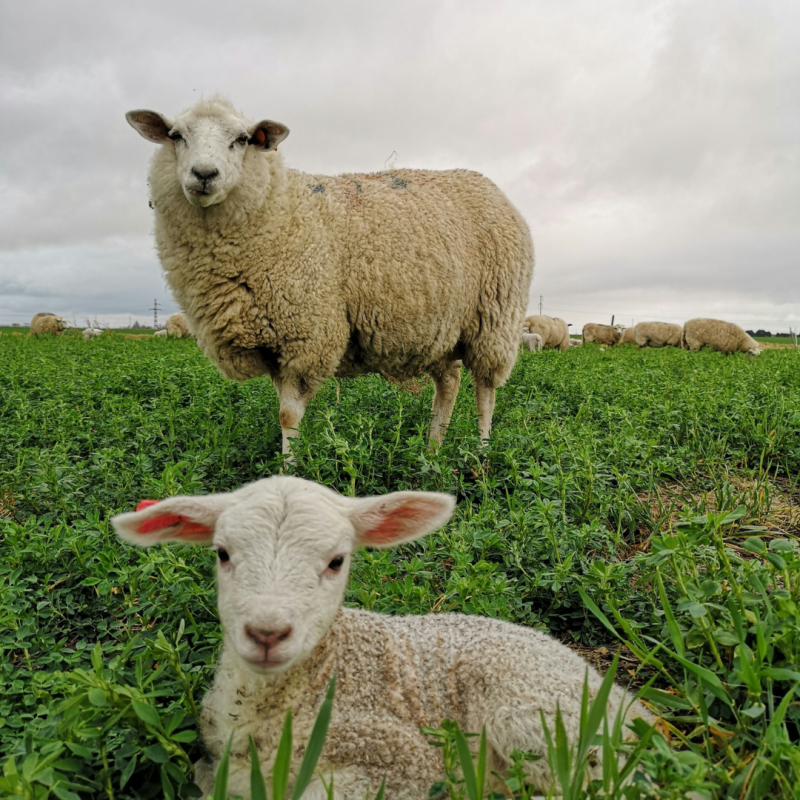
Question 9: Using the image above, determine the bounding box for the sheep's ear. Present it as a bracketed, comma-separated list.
[345, 491, 456, 549]
[111, 494, 233, 547]
[248, 120, 290, 150]
[126, 110, 173, 143]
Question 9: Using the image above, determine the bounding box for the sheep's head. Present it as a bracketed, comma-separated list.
[613, 324, 625, 340]
[112, 476, 455, 675]
[126, 99, 289, 208]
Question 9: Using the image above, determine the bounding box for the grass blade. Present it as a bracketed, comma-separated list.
[272, 710, 293, 800]
[249, 735, 267, 800]
[212, 732, 234, 800]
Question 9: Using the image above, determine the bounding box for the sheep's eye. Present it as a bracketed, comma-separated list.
[231, 135, 248, 149]
[168, 131, 183, 142]
[327, 556, 345, 572]
[217, 548, 230, 564]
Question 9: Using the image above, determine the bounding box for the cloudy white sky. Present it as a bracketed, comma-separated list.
[1, 0, 798, 331]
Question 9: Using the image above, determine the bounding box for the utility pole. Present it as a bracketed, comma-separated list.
[611, 314, 615, 326]
[539, 295, 543, 315]
[149, 299, 162, 330]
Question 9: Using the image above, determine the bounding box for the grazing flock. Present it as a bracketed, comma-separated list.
[10, 95, 772, 798]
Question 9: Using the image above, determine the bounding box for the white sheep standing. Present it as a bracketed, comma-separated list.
[112, 476, 652, 800]
[82, 328, 104, 340]
[521, 331, 543, 352]
[683, 318, 761, 356]
[126, 98, 533, 453]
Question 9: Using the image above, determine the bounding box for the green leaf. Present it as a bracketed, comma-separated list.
[741, 704, 765, 719]
[272, 710, 293, 800]
[454, 725, 479, 800]
[53, 785, 81, 800]
[765, 552, 787, 570]
[656, 571, 685, 657]
[712, 630, 740, 647]
[87, 688, 107, 707]
[290, 675, 337, 800]
[120, 755, 137, 789]
[742, 537, 766, 555]
[161, 764, 176, 800]
[170, 729, 197, 743]
[761, 667, 800, 682]
[142, 744, 169, 764]
[132, 699, 160, 727]
[249, 735, 267, 800]
[213, 733, 234, 800]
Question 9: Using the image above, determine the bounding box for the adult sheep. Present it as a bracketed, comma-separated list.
[30, 313, 67, 336]
[635, 321, 682, 349]
[112, 476, 652, 799]
[522, 314, 570, 351]
[619, 327, 637, 345]
[126, 98, 533, 453]
[583, 323, 625, 346]
[683, 318, 761, 357]
[165, 312, 193, 338]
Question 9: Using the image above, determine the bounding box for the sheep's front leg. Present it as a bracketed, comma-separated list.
[275, 377, 311, 457]
[429, 361, 462, 446]
[474, 377, 496, 443]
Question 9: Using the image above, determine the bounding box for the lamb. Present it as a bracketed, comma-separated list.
[568, 337, 582, 347]
[82, 328, 104, 340]
[634, 322, 682, 349]
[30, 313, 67, 336]
[619, 327, 637, 345]
[154, 329, 168, 338]
[126, 99, 533, 453]
[165, 312, 193, 338]
[521, 331, 543, 351]
[112, 476, 652, 800]
[683, 318, 761, 357]
[582, 323, 625, 346]
[522, 315, 570, 351]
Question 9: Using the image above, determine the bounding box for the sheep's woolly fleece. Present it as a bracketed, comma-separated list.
[619, 326, 637, 345]
[582, 323, 623, 346]
[165, 312, 193, 338]
[139, 97, 533, 446]
[683, 318, 761, 356]
[634, 321, 683, 349]
[522, 315, 570, 351]
[30, 313, 66, 336]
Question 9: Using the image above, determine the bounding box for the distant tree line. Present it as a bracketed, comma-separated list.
[745, 330, 793, 337]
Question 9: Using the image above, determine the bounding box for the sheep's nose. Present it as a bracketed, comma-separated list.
[245, 625, 293, 649]
[192, 166, 219, 181]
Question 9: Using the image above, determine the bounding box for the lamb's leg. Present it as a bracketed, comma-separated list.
[429, 361, 462, 446]
[275, 377, 311, 457]
[474, 378, 496, 443]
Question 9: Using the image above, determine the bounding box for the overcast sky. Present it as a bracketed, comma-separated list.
[1, 0, 798, 331]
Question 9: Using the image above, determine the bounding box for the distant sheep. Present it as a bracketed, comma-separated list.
[165, 312, 193, 339]
[82, 328, 104, 340]
[154, 329, 168, 338]
[521, 331, 543, 351]
[522, 315, 570, 351]
[112, 476, 652, 799]
[583, 323, 625, 346]
[634, 322, 682, 349]
[126, 98, 533, 453]
[683, 318, 761, 357]
[30, 313, 67, 336]
[619, 327, 637, 345]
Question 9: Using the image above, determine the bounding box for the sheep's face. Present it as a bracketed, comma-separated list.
[112, 476, 455, 676]
[613, 324, 625, 339]
[126, 104, 289, 209]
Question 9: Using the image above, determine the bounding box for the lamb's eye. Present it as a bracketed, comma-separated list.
[327, 556, 345, 572]
[217, 548, 230, 564]
[231, 135, 248, 149]
[168, 131, 183, 142]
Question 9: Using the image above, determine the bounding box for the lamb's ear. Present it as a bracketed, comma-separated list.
[111, 494, 233, 547]
[126, 110, 173, 143]
[248, 120, 290, 150]
[345, 491, 456, 549]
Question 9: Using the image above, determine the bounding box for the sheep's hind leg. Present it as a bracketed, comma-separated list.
[429, 361, 462, 447]
[474, 377, 496, 444]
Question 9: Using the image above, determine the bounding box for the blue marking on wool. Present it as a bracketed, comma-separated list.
[311, 184, 325, 194]
[390, 175, 407, 189]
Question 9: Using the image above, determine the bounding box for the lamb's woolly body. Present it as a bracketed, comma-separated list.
[142, 99, 533, 448]
[683, 318, 761, 356]
[165, 312, 193, 338]
[202, 608, 646, 799]
[82, 328, 103, 340]
[522, 315, 569, 351]
[634, 322, 683, 349]
[582, 323, 623, 346]
[521, 331, 543, 352]
[619, 327, 637, 345]
[154, 329, 168, 338]
[30, 313, 66, 336]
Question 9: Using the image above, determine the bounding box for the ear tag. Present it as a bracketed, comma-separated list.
[135, 499, 211, 536]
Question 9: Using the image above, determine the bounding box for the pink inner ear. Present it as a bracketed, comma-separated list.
[365, 505, 426, 544]
[134, 499, 211, 537]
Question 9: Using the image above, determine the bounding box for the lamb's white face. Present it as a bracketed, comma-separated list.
[613, 324, 625, 338]
[111, 476, 455, 676]
[126, 104, 289, 208]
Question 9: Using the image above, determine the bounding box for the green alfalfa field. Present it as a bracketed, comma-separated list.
[1, 333, 799, 799]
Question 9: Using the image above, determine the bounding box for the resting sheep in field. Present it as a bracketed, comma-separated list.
[30, 313, 67, 336]
[112, 476, 652, 800]
[521, 331, 543, 351]
[82, 328, 103, 340]
[683, 318, 761, 357]
[165, 312, 193, 338]
[634, 321, 682, 349]
[568, 337, 582, 347]
[582, 323, 625, 346]
[619, 327, 637, 345]
[522, 314, 570, 351]
[126, 98, 533, 453]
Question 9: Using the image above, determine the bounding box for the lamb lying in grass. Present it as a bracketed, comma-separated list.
[112, 477, 652, 799]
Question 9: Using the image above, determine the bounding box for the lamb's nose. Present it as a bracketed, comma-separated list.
[192, 166, 219, 181]
[245, 625, 293, 649]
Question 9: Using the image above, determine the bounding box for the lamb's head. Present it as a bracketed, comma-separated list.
[613, 324, 625, 340]
[126, 99, 289, 208]
[112, 476, 455, 674]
